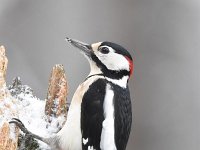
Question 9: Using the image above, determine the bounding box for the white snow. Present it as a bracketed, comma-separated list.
[0, 78, 66, 149]
[0, 95, 19, 142]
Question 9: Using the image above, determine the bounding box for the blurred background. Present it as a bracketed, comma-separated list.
[0, 0, 200, 150]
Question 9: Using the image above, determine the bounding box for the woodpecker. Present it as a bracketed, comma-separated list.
[10, 38, 133, 150]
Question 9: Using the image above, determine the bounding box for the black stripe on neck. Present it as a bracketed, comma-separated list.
[91, 54, 130, 79]
[84, 73, 104, 81]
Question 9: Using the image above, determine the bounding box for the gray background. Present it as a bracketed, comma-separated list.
[0, 0, 200, 150]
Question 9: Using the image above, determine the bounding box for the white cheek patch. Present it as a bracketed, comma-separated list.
[95, 47, 130, 71]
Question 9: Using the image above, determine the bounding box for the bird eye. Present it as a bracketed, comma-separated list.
[99, 47, 109, 54]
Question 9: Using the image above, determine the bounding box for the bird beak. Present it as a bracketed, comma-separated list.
[65, 37, 92, 56]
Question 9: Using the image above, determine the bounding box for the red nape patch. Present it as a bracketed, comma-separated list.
[125, 56, 134, 76]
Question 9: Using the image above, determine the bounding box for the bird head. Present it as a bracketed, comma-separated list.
[66, 37, 133, 85]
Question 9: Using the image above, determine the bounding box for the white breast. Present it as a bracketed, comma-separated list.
[100, 84, 117, 150]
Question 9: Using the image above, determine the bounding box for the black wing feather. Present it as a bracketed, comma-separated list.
[81, 79, 107, 150]
[81, 79, 132, 150]
[113, 84, 132, 150]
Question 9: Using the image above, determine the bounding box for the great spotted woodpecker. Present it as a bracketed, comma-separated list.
[10, 38, 134, 150]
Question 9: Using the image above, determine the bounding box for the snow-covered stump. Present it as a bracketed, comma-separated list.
[45, 64, 68, 128]
[0, 46, 19, 150]
[0, 46, 69, 149]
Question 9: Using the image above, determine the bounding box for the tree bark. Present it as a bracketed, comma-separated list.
[45, 64, 68, 124]
[0, 46, 19, 150]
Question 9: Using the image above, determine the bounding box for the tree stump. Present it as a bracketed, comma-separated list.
[0, 46, 19, 150]
[45, 64, 68, 126]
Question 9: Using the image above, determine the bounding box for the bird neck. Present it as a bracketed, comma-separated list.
[105, 75, 129, 88]
[85, 73, 104, 81]
[85, 72, 129, 88]
[88, 59, 130, 88]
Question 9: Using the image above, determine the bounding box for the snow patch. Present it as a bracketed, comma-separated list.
[0, 77, 66, 149]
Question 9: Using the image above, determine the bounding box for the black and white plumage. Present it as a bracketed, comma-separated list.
[81, 78, 132, 150]
[10, 38, 133, 150]
[58, 38, 133, 150]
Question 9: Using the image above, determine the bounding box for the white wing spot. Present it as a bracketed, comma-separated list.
[88, 145, 95, 150]
[83, 138, 88, 145]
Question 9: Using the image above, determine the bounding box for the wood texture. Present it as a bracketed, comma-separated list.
[0, 46, 19, 150]
[45, 64, 68, 122]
